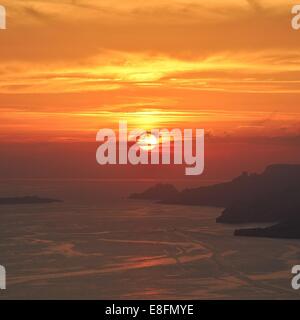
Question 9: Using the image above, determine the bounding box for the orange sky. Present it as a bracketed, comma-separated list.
[0, 0, 300, 142]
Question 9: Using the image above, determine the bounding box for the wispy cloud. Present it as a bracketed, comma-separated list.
[0, 0, 299, 142]
[245, 0, 263, 11]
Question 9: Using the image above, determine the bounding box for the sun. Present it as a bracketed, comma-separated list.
[137, 133, 158, 151]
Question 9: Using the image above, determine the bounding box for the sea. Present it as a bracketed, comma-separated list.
[0, 179, 300, 299]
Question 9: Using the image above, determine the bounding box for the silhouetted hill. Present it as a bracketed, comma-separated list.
[217, 165, 300, 223]
[129, 183, 178, 200]
[217, 186, 300, 223]
[130, 164, 300, 238]
[130, 164, 300, 208]
[235, 217, 300, 239]
[130, 164, 300, 232]
[163, 172, 253, 207]
[130, 173, 258, 206]
[0, 196, 62, 205]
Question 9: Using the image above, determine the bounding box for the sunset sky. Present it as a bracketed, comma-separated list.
[0, 0, 300, 179]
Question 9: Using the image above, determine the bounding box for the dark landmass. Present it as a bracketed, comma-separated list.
[216, 165, 300, 224]
[130, 173, 262, 207]
[216, 186, 300, 223]
[130, 164, 300, 239]
[235, 218, 300, 239]
[131, 164, 300, 209]
[129, 183, 178, 200]
[0, 196, 62, 205]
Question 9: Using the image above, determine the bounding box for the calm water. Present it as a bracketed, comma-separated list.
[0, 180, 300, 299]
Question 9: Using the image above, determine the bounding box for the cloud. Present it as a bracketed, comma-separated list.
[0, 0, 295, 64]
[245, 0, 263, 11]
[0, 0, 299, 143]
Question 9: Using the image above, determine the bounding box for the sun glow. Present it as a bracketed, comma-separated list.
[137, 133, 158, 151]
[1, 1, 300, 143]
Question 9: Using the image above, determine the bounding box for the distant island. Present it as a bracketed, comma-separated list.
[0, 196, 62, 205]
[129, 164, 300, 239]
